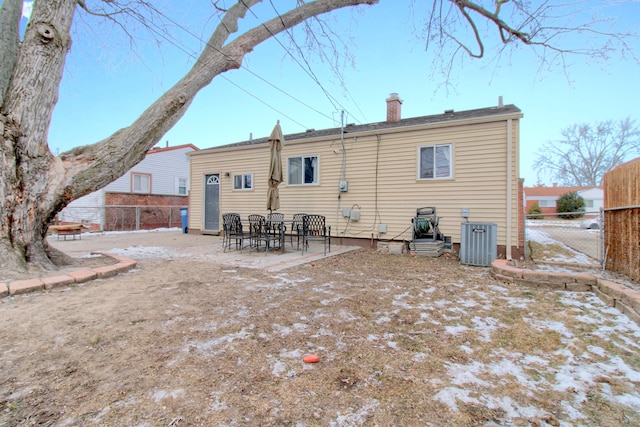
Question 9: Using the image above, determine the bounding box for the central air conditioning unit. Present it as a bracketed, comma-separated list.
[460, 222, 497, 266]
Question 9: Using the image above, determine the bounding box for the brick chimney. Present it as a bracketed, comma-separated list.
[386, 93, 402, 123]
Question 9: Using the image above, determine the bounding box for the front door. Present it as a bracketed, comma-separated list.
[204, 174, 220, 231]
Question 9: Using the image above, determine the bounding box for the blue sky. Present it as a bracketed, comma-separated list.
[24, 1, 639, 186]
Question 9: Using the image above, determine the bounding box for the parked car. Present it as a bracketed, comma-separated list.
[580, 216, 602, 229]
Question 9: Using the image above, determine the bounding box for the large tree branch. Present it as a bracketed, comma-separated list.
[446, 1, 484, 58]
[60, 0, 378, 200]
[208, 0, 261, 50]
[426, 0, 638, 91]
[455, 0, 532, 46]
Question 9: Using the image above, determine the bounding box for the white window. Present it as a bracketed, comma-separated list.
[233, 173, 253, 190]
[177, 177, 188, 195]
[288, 155, 318, 185]
[419, 144, 452, 179]
[585, 199, 594, 208]
[132, 173, 151, 193]
[538, 199, 555, 207]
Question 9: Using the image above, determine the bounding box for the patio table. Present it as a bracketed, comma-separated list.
[264, 219, 287, 254]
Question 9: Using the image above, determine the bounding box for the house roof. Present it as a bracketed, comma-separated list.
[147, 143, 199, 154]
[524, 186, 601, 197]
[195, 104, 522, 153]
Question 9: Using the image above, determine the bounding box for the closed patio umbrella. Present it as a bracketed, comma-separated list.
[267, 121, 284, 211]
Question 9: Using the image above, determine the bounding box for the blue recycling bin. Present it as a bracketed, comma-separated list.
[180, 207, 188, 234]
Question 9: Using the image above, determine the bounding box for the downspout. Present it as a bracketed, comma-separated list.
[506, 118, 513, 260]
[337, 111, 346, 235]
[341, 110, 346, 182]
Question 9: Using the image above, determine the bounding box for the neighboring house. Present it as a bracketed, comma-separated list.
[524, 184, 604, 215]
[188, 94, 525, 259]
[57, 144, 198, 231]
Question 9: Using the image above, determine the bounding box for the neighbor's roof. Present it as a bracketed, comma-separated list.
[195, 104, 522, 153]
[147, 143, 199, 154]
[524, 186, 602, 197]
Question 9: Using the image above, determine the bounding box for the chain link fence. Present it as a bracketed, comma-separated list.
[56, 205, 186, 232]
[525, 211, 604, 265]
[58, 206, 606, 264]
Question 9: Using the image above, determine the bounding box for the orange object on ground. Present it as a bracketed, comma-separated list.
[303, 354, 319, 363]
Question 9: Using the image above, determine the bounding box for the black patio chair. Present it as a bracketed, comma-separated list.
[222, 213, 248, 252]
[290, 213, 306, 249]
[267, 212, 284, 222]
[301, 214, 331, 256]
[248, 214, 266, 251]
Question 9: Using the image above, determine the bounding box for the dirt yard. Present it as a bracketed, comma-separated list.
[1, 230, 639, 426]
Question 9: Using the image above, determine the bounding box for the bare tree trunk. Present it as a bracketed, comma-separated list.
[0, 0, 22, 105]
[1, 0, 76, 276]
[0, 0, 378, 278]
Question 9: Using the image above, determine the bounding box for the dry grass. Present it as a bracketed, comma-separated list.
[527, 240, 578, 262]
[1, 249, 639, 426]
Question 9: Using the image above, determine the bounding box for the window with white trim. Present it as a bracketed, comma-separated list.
[288, 155, 318, 185]
[177, 177, 188, 195]
[419, 144, 452, 179]
[538, 199, 555, 207]
[132, 173, 151, 193]
[233, 173, 253, 190]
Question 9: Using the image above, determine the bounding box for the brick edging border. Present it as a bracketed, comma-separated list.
[491, 259, 640, 326]
[0, 252, 137, 298]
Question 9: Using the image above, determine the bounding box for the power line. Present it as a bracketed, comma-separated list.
[265, 0, 361, 124]
[113, 2, 353, 128]
[111, 5, 312, 129]
[149, 3, 340, 124]
[220, 75, 309, 129]
[294, 7, 369, 124]
[229, 1, 363, 125]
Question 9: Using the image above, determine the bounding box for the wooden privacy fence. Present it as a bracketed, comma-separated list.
[603, 158, 640, 281]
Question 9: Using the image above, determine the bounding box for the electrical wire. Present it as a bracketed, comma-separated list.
[111, 2, 360, 129]
[110, 4, 308, 128]
[265, 0, 362, 123]
[148, 4, 339, 124]
[296, 9, 368, 124]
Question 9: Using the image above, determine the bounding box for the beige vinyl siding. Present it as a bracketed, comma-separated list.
[188, 155, 206, 230]
[188, 114, 521, 249]
[190, 144, 270, 232]
[358, 121, 514, 245]
[284, 141, 343, 215]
